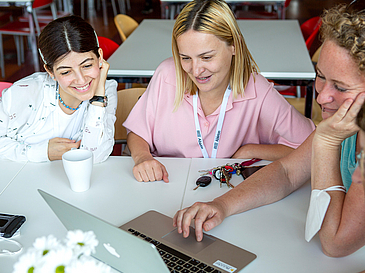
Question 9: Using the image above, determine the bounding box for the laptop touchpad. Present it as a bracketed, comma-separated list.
[162, 227, 215, 254]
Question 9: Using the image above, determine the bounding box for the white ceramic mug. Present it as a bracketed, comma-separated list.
[62, 149, 93, 192]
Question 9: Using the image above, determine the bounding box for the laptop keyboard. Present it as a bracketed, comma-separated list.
[127, 228, 222, 273]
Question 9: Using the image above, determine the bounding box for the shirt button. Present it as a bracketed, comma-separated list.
[204, 122, 209, 127]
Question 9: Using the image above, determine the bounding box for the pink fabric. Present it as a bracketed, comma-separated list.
[0, 82, 12, 97]
[123, 57, 315, 158]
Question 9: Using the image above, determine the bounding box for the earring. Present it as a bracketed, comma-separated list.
[100, 62, 102, 67]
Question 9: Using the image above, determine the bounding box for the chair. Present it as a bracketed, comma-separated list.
[0, 81, 12, 97]
[0, 0, 55, 78]
[311, 44, 322, 65]
[30, 0, 71, 24]
[114, 14, 138, 42]
[19, 0, 58, 35]
[114, 87, 146, 145]
[301, 16, 322, 51]
[235, 0, 291, 20]
[97, 36, 119, 60]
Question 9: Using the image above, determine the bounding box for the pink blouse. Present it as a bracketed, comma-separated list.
[124, 57, 315, 158]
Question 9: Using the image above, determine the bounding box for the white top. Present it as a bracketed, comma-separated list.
[0, 72, 118, 163]
[55, 104, 78, 139]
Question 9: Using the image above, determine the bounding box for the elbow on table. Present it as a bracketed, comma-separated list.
[321, 241, 359, 258]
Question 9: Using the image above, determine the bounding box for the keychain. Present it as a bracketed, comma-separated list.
[195, 158, 262, 189]
[193, 176, 212, 190]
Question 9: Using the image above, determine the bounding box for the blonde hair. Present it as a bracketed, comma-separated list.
[172, 0, 258, 109]
[320, 4, 365, 71]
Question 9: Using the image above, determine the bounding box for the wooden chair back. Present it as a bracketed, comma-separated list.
[115, 88, 146, 144]
[114, 14, 138, 42]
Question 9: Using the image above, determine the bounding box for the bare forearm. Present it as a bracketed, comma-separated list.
[213, 160, 301, 217]
[222, 134, 314, 217]
[232, 144, 294, 161]
[127, 132, 153, 164]
[311, 135, 365, 257]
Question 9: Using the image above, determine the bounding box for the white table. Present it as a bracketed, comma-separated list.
[183, 158, 365, 273]
[160, 0, 287, 19]
[0, 157, 192, 273]
[2, 157, 365, 272]
[0, 160, 27, 193]
[108, 19, 315, 118]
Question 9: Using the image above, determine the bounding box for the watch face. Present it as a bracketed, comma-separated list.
[90, 96, 107, 106]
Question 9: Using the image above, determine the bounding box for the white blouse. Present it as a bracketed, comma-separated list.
[0, 72, 117, 163]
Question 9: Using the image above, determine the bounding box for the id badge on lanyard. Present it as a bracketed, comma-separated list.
[193, 86, 231, 158]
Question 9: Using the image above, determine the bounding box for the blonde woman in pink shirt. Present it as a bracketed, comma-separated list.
[123, 0, 315, 183]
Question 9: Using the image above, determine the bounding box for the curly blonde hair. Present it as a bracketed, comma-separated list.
[320, 4, 365, 71]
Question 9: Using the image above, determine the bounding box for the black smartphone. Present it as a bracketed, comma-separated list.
[0, 213, 26, 238]
[241, 165, 265, 180]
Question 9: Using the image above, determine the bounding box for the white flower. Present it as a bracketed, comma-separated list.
[34, 247, 74, 273]
[32, 234, 60, 255]
[65, 230, 98, 257]
[65, 256, 111, 273]
[13, 230, 111, 273]
[13, 249, 42, 273]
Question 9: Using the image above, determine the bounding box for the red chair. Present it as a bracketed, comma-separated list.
[0, 82, 12, 97]
[301, 16, 322, 51]
[236, 0, 291, 20]
[0, 0, 54, 78]
[33, 0, 71, 23]
[97, 36, 119, 60]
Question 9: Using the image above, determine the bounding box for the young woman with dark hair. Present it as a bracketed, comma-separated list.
[0, 16, 117, 163]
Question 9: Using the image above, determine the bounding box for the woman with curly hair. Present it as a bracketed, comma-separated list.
[174, 3, 365, 257]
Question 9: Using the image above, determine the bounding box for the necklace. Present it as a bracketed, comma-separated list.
[56, 84, 81, 111]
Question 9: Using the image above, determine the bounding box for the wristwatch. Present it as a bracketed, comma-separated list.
[89, 95, 107, 107]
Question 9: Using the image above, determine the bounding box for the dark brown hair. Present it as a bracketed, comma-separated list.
[38, 15, 99, 71]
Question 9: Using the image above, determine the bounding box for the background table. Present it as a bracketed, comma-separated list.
[160, 0, 287, 19]
[2, 157, 365, 272]
[108, 19, 316, 118]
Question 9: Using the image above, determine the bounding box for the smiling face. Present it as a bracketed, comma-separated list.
[176, 29, 235, 97]
[315, 39, 365, 120]
[47, 49, 103, 109]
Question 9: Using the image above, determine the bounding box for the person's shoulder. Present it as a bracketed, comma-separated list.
[251, 73, 271, 86]
[14, 72, 49, 84]
[1, 73, 51, 111]
[149, 57, 176, 88]
[155, 57, 175, 76]
[158, 57, 175, 68]
[11, 72, 52, 92]
[247, 73, 275, 96]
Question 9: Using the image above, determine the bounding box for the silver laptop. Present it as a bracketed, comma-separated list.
[38, 189, 256, 273]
